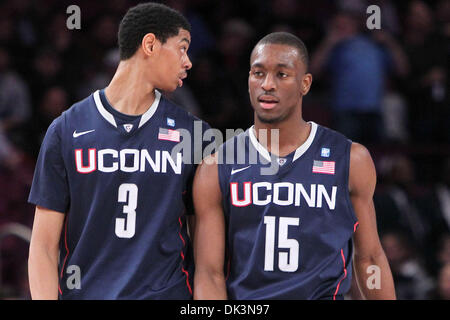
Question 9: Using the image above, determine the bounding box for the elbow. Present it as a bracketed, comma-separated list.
[354, 245, 387, 265]
[29, 238, 59, 267]
[195, 266, 225, 283]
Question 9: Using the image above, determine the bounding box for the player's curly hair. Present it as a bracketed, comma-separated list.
[118, 2, 191, 60]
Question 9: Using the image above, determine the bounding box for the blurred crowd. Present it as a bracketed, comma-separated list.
[0, 0, 449, 299]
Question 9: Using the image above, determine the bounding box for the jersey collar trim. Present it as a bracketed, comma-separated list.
[248, 121, 318, 163]
[93, 90, 161, 129]
[293, 121, 318, 162]
[94, 90, 117, 127]
[138, 90, 161, 128]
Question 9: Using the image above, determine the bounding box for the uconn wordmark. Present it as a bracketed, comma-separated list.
[74, 149, 182, 174]
[230, 182, 337, 210]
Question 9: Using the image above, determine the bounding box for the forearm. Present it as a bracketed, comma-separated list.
[28, 244, 60, 300]
[194, 270, 227, 300]
[353, 252, 396, 300]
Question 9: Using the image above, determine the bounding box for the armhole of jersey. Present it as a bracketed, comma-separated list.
[344, 140, 359, 230]
[59, 112, 72, 198]
[59, 112, 67, 160]
[217, 156, 228, 199]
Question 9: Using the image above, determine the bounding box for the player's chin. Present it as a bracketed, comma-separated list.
[160, 82, 179, 93]
[255, 111, 284, 124]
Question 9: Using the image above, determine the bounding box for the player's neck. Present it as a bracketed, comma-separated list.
[254, 115, 310, 157]
[104, 60, 156, 116]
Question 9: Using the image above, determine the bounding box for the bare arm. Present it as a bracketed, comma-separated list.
[349, 143, 396, 300]
[28, 206, 65, 300]
[193, 154, 227, 299]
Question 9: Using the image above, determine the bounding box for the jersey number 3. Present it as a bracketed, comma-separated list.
[115, 183, 138, 238]
[264, 216, 299, 272]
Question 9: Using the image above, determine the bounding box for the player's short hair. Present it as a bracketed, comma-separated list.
[254, 32, 309, 70]
[118, 3, 191, 60]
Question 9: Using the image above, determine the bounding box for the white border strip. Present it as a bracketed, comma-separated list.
[248, 121, 318, 163]
[93, 90, 117, 128]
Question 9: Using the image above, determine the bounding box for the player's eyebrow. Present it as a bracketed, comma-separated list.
[180, 38, 190, 45]
[251, 62, 293, 69]
[251, 63, 266, 69]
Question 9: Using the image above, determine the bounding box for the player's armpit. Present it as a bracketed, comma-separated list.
[28, 206, 65, 300]
[349, 143, 396, 299]
[192, 153, 227, 300]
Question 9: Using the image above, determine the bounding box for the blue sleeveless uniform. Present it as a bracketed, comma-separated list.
[29, 89, 209, 299]
[217, 122, 358, 300]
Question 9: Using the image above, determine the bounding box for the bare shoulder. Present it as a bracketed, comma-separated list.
[350, 142, 373, 163]
[195, 152, 219, 178]
[349, 142, 376, 194]
[193, 152, 222, 208]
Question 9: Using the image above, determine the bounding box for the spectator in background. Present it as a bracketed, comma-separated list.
[189, 19, 254, 133]
[44, 12, 84, 93]
[380, 79, 409, 143]
[33, 86, 68, 147]
[381, 231, 434, 299]
[76, 49, 120, 100]
[402, 0, 449, 143]
[0, 47, 30, 168]
[375, 154, 447, 274]
[164, 0, 216, 61]
[0, 48, 31, 133]
[436, 0, 450, 41]
[310, 9, 408, 145]
[432, 263, 450, 299]
[30, 48, 64, 102]
[436, 233, 450, 271]
[434, 159, 450, 235]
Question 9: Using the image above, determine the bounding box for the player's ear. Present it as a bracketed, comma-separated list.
[141, 33, 159, 57]
[300, 73, 313, 96]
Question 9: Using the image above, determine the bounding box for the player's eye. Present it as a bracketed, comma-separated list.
[253, 71, 264, 77]
[278, 72, 288, 78]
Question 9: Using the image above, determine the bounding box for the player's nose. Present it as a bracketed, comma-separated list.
[184, 55, 192, 71]
[261, 73, 276, 91]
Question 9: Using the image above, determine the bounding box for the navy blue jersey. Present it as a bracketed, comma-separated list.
[217, 122, 358, 300]
[29, 89, 209, 299]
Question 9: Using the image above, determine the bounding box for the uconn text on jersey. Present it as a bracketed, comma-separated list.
[74, 148, 182, 174]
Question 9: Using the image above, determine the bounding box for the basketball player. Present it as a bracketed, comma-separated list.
[28, 3, 207, 299]
[193, 32, 396, 299]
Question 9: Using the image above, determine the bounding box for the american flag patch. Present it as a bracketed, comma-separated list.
[158, 128, 180, 142]
[312, 160, 335, 174]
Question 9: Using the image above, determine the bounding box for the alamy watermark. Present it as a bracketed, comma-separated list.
[366, 265, 381, 290]
[66, 264, 81, 290]
[66, 5, 81, 30]
[366, 5, 381, 30]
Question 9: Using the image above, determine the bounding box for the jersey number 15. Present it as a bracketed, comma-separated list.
[264, 216, 300, 272]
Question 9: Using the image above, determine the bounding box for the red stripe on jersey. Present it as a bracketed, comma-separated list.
[333, 249, 348, 300]
[178, 214, 192, 295]
[59, 215, 70, 295]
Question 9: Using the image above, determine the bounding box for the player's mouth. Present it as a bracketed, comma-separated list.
[178, 73, 187, 87]
[258, 95, 279, 110]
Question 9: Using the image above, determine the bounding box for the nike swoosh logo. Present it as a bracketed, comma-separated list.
[73, 129, 95, 138]
[231, 165, 251, 175]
